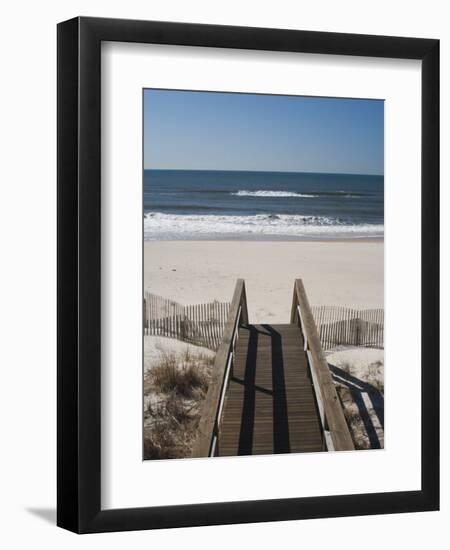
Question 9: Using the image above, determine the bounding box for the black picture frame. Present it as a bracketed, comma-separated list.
[57, 16, 439, 533]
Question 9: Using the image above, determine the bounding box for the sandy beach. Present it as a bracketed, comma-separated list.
[144, 240, 383, 323]
[144, 239, 385, 455]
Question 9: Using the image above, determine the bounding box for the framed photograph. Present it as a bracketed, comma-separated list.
[57, 17, 439, 533]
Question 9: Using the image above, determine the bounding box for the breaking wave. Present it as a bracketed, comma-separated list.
[144, 212, 383, 240]
[231, 190, 317, 198]
[231, 190, 364, 198]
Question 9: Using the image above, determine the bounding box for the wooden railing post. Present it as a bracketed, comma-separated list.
[290, 286, 299, 324]
[240, 280, 249, 325]
[191, 279, 246, 457]
[143, 297, 147, 335]
[293, 279, 354, 452]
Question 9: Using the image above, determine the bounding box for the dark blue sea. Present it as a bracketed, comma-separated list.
[143, 170, 384, 240]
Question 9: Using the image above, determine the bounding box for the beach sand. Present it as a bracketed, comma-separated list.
[144, 240, 384, 452]
[144, 240, 383, 323]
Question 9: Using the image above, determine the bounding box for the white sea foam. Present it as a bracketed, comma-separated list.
[144, 212, 384, 240]
[231, 190, 317, 198]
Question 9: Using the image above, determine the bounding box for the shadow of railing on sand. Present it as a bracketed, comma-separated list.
[328, 363, 384, 449]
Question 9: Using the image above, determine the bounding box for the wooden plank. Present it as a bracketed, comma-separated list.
[151, 294, 154, 334]
[219, 324, 323, 456]
[206, 303, 209, 344]
[210, 304, 215, 350]
[163, 299, 166, 336]
[211, 304, 215, 349]
[143, 298, 146, 335]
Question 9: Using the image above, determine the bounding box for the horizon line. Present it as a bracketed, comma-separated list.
[143, 168, 384, 177]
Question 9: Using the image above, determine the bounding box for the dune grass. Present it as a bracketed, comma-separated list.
[144, 347, 214, 460]
[149, 348, 210, 398]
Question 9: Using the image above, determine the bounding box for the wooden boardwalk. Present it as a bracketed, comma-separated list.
[192, 280, 354, 458]
[218, 324, 324, 456]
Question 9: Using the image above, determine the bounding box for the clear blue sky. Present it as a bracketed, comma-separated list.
[143, 89, 384, 175]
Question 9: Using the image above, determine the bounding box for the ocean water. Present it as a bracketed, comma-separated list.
[143, 170, 384, 240]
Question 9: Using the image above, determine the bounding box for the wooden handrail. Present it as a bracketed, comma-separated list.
[192, 279, 248, 457]
[292, 279, 355, 451]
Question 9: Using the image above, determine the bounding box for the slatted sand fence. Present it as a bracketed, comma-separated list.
[144, 291, 230, 351]
[312, 306, 384, 350]
[143, 292, 184, 339]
